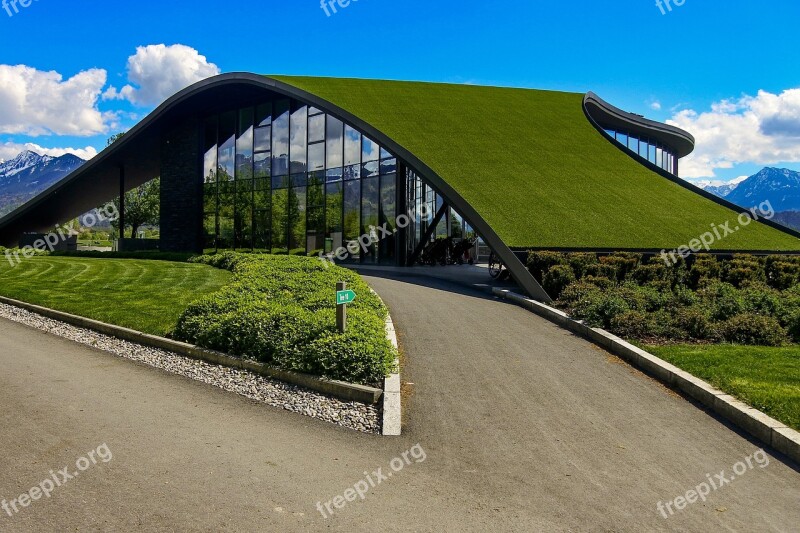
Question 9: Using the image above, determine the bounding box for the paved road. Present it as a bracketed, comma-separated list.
[0, 273, 797, 531]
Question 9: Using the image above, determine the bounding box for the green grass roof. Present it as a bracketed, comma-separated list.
[274, 76, 800, 251]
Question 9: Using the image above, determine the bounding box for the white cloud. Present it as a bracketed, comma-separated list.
[649, 101, 662, 111]
[104, 44, 220, 107]
[0, 141, 98, 162]
[669, 88, 800, 179]
[0, 65, 114, 136]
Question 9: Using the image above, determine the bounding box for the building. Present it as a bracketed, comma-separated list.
[0, 73, 798, 300]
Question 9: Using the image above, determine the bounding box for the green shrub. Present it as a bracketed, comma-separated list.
[527, 251, 566, 282]
[631, 263, 668, 286]
[720, 314, 788, 346]
[567, 252, 599, 278]
[609, 311, 655, 339]
[584, 263, 619, 281]
[697, 281, 744, 321]
[670, 307, 718, 341]
[542, 264, 575, 299]
[175, 253, 396, 385]
[721, 257, 766, 288]
[689, 256, 721, 289]
[557, 281, 601, 308]
[584, 276, 614, 290]
[572, 292, 630, 328]
[765, 257, 800, 290]
[601, 253, 642, 281]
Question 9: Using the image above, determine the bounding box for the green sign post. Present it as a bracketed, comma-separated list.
[336, 290, 357, 305]
[336, 282, 356, 332]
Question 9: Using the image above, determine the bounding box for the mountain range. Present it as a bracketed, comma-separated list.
[699, 167, 800, 231]
[0, 150, 85, 217]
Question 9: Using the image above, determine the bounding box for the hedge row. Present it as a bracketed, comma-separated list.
[527, 251, 800, 346]
[173, 252, 397, 386]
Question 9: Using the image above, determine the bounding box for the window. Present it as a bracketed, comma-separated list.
[362, 136, 380, 162]
[343, 180, 361, 259]
[326, 116, 344, 169]
[218, 111, 236, 181]
[344, 125, 361, 167]
[290, 104, 307, 174]
[361, 176, 379, 263]
[236, 108, 254, 181]
[272, 99, 290, 177]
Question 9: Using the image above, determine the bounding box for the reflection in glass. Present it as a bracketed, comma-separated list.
[325, 182, 343, 253]
[380, 147, 392, 160]
[344, 180, 361, 259]
[288, 186, 306, 254]
[236, 108, 254, 181]
[308, 142, 325, 171]
[290, 104, 307, 173]
[362, 136, 380, 162]
[254, 152, 270, 178]
[326, 167, 343, 183]
[309, 114, 325, 143]
[361, 176, 379, 263]
[254, 127, 271, 153]
[256, 103, 271, 127]
[218, 180, 235, 249]
[235, 179, 253, 249]
[380, 158, 397, 175]
[203, 117, 217, 184]
[271, 188, 288, 254]
[379, 174, 397, 262]
[307, 172, 326, 255]
[344, 164, 360, 181]
[218, 111, 236, 181]
[344, 125, 361, 166]
[272, 99, 290, 177]
[362, 161, 379, 178]
[254, 178, 271, 252]
[326, 116, 344, 169]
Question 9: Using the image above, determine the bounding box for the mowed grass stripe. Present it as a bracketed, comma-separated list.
[0, 257, 232, 336]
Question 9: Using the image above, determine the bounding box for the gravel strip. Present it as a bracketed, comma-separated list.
[0, 302, 380, 434]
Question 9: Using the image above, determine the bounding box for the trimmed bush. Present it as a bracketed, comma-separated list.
[720, 314, 788, 346]
[765, 257, 800, 290]
[527, 251, 566, 282]
[175, 253, 397, 386]
[542, 264, 575, 299]
[697, 281, 744, 321]
[566, 252, 599, 278]
[670, 307, 718, 341]
[557, 281, 601, 308]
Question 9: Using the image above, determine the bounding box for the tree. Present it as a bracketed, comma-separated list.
[104, 133, 159, 239]
[111, 178, 160, 239]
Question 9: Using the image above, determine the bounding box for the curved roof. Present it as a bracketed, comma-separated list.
[1, 73, 798, 259]
[274, 76, 799, 251]
[583, 91, 695, 158]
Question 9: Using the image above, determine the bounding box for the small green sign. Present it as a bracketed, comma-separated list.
[336, 290, 357, 305]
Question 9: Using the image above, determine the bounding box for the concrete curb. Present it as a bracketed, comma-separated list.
[492, 288, 800, 464]
[368, 287, 402, 436]
[0, 295, 383, 405]
[382, 314, 402, 436]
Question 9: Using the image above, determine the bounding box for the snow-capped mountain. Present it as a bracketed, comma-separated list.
[0, 150, 85, 217]
[725, 167, 800, 212]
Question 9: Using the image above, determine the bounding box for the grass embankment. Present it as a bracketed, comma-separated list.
[0, 255, 231, 336]
[275, 75, 800, 250]
[174, 253, 396, 386]
[647, 344, 800, 431]
[0, 252, 396, 386]
[530, 251, 800, 431]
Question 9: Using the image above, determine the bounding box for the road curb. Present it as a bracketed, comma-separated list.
[492, 288, 800, 464]
[382, 314, 402, 436]
[0, 295, 383, 405]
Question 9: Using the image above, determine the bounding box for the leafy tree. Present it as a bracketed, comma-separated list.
[111, 178, 160, 239]
[103, 133, 160, 239]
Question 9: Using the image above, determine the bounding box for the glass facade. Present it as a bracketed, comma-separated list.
[604, 128, 678, 175]
[202, 98, 401, 262]
[405, 168, 476, 258]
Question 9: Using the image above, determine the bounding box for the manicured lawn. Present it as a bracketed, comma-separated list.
[275, 76, 799, 251]
[646, 344, 800, 431]
[0, 256, 231, 336]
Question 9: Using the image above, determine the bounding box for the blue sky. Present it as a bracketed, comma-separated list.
[1, 0, 799, 183]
